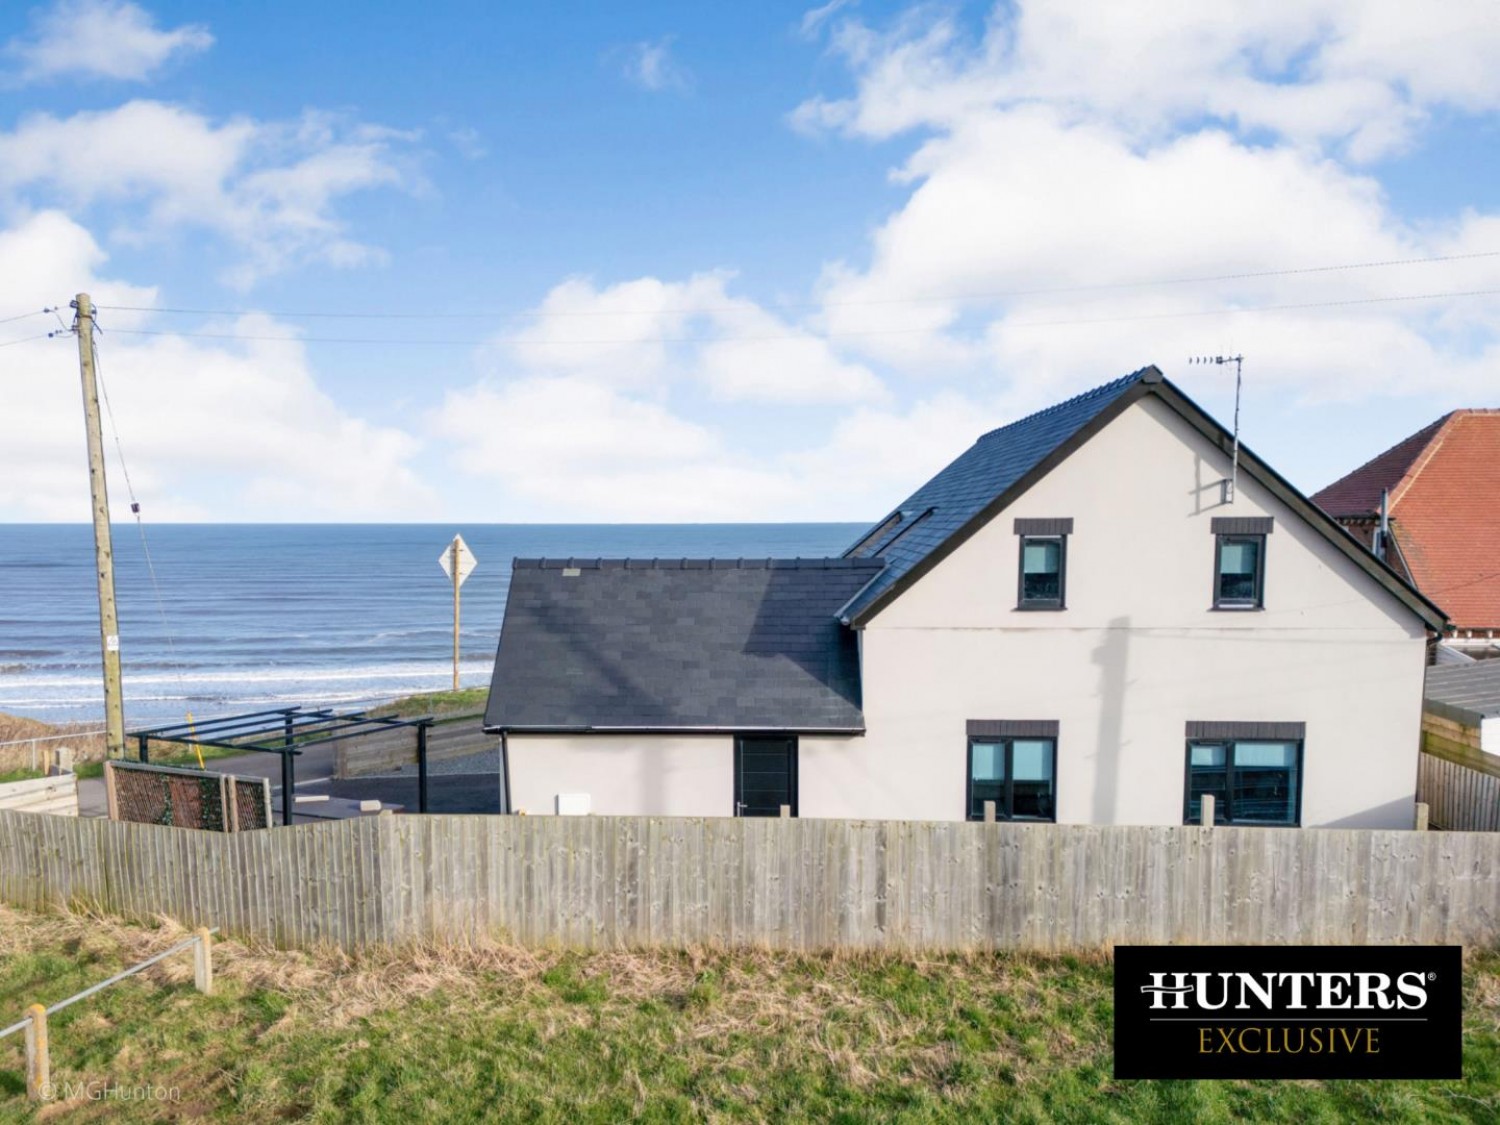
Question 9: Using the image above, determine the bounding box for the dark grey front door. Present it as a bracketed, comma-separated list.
[734, 736, 797, 817]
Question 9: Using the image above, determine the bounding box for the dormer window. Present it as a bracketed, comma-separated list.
[1014, 518, 1072, 610]
[1211, 517, 1273, 610]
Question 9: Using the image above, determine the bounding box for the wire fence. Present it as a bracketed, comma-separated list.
[0, 928, 217, 1041]
[0, 926, 217, 1101]
[0, 731, 107, 775]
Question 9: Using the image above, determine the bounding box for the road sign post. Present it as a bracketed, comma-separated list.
[438, 535, 477, 692]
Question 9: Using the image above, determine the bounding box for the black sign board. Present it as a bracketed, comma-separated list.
[1114, 945, 1462, 1079]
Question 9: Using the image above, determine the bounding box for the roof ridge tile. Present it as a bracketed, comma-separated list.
[512, 556, 883, 571]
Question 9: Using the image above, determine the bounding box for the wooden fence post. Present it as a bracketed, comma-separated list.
[1414, 802, 1430, 832]
[193, 928, 213, 995]
[983, 800, 996, 823]
[1200, 795, 1215, 826]
[24, 1003, 48, 1100]
[103, 760, 119, 822]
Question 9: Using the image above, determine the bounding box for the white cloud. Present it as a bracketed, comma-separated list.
[0, 212, 432, 521]
[799, 0, 857, 40]
[429, 377, 803, 521]
[618, 36, 691, 93]
[794, 2, 1500, 160]
[0, 101, 419, 287]
[4, 0, 211, 85]
[427, 272, 893, 519]
[793, 4, 1500, 414]
[502, 272, 887, 405]
[447, 126, 486, 160]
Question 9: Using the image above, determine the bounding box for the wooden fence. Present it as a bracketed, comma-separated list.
[1418, 711, 1500, 832]
[1, 809, 1497, 953]
[0, 775, 77, 818]
[335, 714, 493, 779]
[1419, 750, 1500, 832]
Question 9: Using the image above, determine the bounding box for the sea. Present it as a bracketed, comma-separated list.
[0, 523, 866, 728]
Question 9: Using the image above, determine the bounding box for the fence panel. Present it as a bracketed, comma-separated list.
[1, 808, 1498, 953]
[0, 774, 78, 817]
[1418, 750, 1500, 832]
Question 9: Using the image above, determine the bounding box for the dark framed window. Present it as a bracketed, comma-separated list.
[1184, 738, 1302, 826]
[1014, 518, 1072, 611]
[967, 735, 1056, 821]
[1018, 536, 1066, 609]
[1210, 517, 1271, 610]
[1213, 534, 1264, 609]
[734, 736, 798, 817]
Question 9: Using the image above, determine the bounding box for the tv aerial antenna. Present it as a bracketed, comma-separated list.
[1189, 354, 1244, 504]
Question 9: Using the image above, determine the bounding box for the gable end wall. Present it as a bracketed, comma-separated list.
[800, 396, 1427, 827]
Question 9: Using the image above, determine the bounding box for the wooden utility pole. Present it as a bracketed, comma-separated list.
[74, 293, 126, 759]
[451, 539, 461, 691]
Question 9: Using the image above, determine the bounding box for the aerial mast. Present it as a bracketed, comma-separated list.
[1189, 354, 1245, 504]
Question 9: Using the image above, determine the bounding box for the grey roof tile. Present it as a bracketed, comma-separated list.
[838, 367, 1153, 621]
[485, 558, 883, 732]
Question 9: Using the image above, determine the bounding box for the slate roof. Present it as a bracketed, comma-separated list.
[837, 367, 1155, 623]
[484, 558, 883, 732]
[838, 364, 1447, 631]
[1313, 411, 1500, 630]
[1425, 661, 1500, 727]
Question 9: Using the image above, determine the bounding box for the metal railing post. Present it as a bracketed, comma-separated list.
[416, 720, 430, 814]
[282, 715, 296, 828]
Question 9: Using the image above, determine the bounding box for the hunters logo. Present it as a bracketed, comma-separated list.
[1114, 946, 1462, 1079]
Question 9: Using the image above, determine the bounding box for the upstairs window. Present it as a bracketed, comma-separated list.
[1210, 517, 1273, 610]
[1014, 518, 1072, 610]
[966, 720, 1058, 821]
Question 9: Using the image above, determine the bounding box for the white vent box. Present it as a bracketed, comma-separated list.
[556, 793, 592, 816]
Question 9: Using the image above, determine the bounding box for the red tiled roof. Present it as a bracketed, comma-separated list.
[1313, 411, 1500, 631]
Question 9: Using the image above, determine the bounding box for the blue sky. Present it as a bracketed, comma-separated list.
[1, 0, 1496, 522]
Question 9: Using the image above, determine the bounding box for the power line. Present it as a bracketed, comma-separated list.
[97, 287, 1500, 347]
[0, 332, 55, 348]
[91, 328, 199, 743]
[91, 249, 1500, 322]
[1005, 287, 1500, 329]
[0, 309, 50, 326]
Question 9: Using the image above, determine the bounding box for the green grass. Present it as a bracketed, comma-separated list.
[73, 744, 244, 781]
[373, 687, 488, 719]
[0, 769, 44, 784]
[0, 906, 1496, 1123]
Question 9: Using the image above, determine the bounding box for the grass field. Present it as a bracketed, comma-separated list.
[0, 906, 1496, 1123]
[372, 687, 488, 719]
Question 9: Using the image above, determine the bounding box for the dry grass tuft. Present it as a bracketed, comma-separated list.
[0, 712, 109, 772]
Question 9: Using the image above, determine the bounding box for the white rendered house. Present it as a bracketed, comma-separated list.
[484, 366, 1446, 828]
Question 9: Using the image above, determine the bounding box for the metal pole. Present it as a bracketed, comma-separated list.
[452, 540, 461, 692]
[136, 733, 150, 763]
[417, 721, 430, 814]
[75, 294, 125, 759]
[1228, 355, 1243, 504]
[281, 715, 295, 828]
